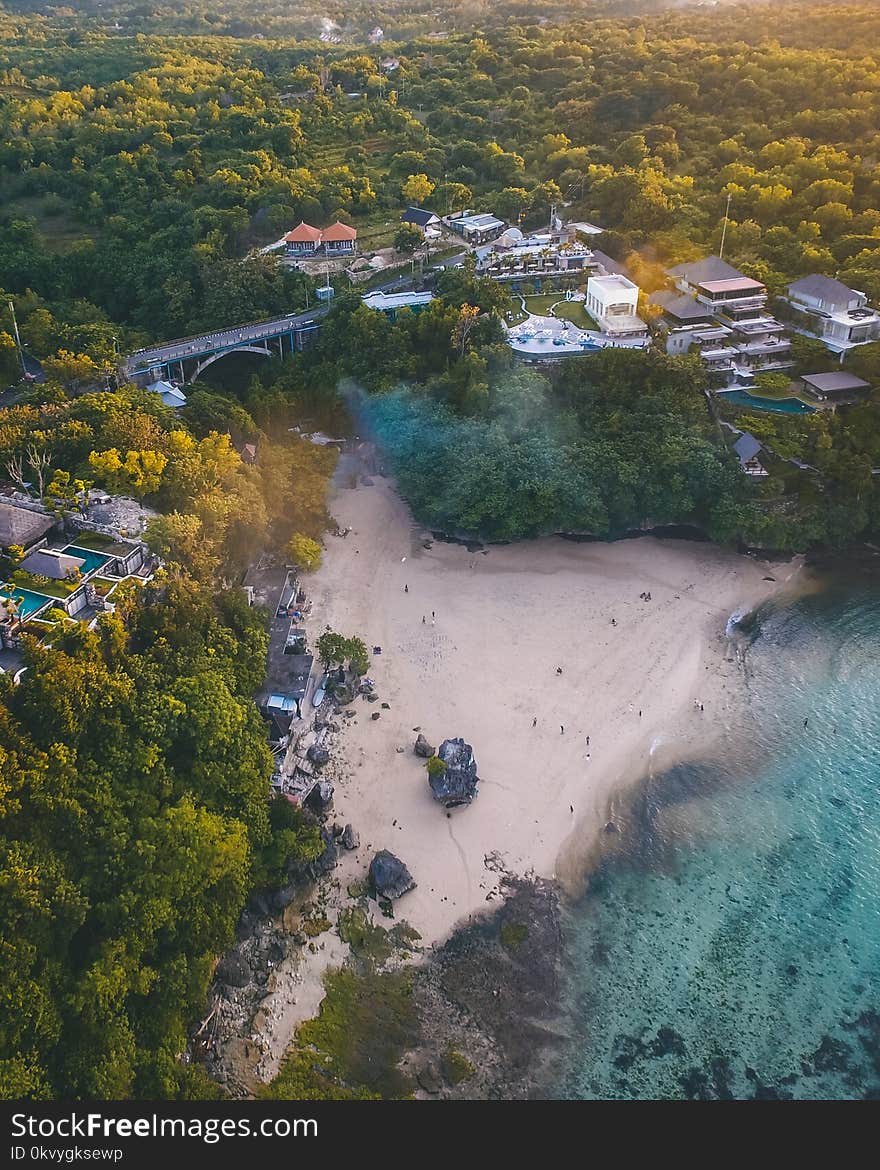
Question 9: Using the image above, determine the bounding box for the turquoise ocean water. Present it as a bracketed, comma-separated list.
[556, 579, 880, 1099]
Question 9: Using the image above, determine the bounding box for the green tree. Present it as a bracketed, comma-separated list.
[285, 532, 322, 572]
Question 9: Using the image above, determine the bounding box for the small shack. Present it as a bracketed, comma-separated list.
[733, 432, 768, 477]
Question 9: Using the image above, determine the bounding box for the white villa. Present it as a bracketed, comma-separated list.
[585, 274, 648, 338]
[782, 274, 880, 355]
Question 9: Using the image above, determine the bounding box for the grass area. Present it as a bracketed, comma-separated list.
[89, 576, 119, 597]
[554, 299, 598, 329]
[522, 293, 563, 317]
[69, 530, 132, 554]
[264, 966, 418, 1100]
[9, 570, 79, 599]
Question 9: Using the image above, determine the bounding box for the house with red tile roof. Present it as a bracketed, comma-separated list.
[284, 221, 324, 255]
[320, 221, 358, 255]
[284, 221, 357, 257]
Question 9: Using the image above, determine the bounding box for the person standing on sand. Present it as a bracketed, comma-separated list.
[804, 717, 809, 729]
[560, 724, 565, 734]
[404, 584, 408, 593]
[422, 615, 426, 624]
[532, 717, 537, 727]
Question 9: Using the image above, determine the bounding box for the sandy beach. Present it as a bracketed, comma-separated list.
[249, 472, 805, 1083]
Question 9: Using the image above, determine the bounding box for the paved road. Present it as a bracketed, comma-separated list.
[126, 305, 330, 371]
[124, 270, 433, 373]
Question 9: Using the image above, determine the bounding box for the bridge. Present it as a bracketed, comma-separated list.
[123, 305, 330, 385]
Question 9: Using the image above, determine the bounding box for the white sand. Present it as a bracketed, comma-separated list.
[254, 475, 804, 1081]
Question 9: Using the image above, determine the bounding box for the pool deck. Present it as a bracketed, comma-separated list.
[506, 311, 650, 358]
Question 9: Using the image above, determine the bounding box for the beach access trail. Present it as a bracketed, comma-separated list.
[254, 474, 802, 1080]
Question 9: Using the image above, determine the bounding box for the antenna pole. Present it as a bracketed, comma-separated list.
[718, 192, 732, 260]
[8, 299, 25, 375]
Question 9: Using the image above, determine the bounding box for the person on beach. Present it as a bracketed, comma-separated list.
[556, 666, 563, 674]
[404, 584, 408, 593]
[700, 703, 704, 712]
[560, 724, 565, 734]
[570, 805, 574, 814]
[586, 735, 590, 745]
[804, 717, 809, 729]
[611, 617, 617, 626]
[422, 615, 426, 624]
[532, 717, 537, 727]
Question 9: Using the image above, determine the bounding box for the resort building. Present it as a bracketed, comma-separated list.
[585, 274, 648, 338]
[476, 228, 596, 281]
[781, 275, 880, 355]
[361, 290, 434, 319]
[796, 370, 871, 408]
[656, 256, 793, 387]
[445, 210, 507, 244]
[284, 221, 358, 257]
[1, 518, 151, 648]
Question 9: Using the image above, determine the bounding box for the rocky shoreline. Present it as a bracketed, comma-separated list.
[195, 852, 571, 1099]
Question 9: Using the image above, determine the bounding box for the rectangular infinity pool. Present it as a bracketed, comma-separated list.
[718, 390, 815, 414]
[0, 586, 53, 617]
[63, 545, 112, 574]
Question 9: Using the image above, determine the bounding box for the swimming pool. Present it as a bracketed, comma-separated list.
[718, 390, 815, 414]
[0, 586, 53, 617]
[63, 545, 111, 574]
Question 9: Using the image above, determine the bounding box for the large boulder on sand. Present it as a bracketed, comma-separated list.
[369, 850, 416, 900]
[414, 733, 435, 758]
[429, 738, 479, 808]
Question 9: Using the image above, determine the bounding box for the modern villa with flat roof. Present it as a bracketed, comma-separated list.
[585, 274, 648, 338]
[361, 290, 434, 319]
[782, 274, 880, 354]
[445, 210, 507, 244]
[657, 256, 793, 386]
[797, 370, 871, 407]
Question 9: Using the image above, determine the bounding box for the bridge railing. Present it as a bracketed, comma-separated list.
[125, 311, 324, 364]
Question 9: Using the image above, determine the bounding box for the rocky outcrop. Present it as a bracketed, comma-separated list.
[341, 824, 360, 850]
[309, 827, 338, 878]
[429, 738, 479, 808]
[414, 733, 435, 758]
[216, 953, 251, 989]
[369, 850, 416, 900]
[307, 745, 331, 767]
